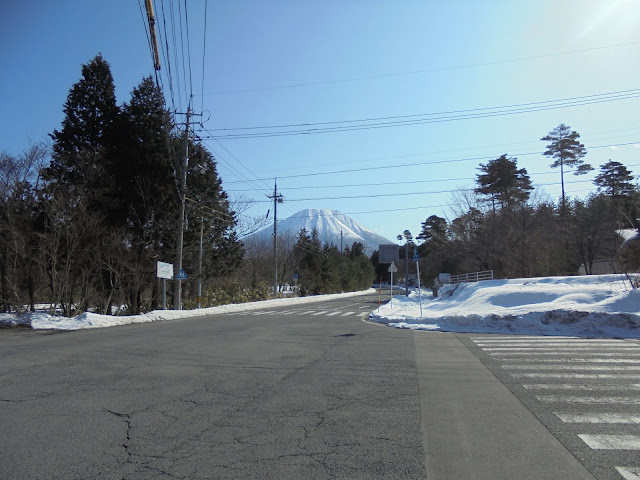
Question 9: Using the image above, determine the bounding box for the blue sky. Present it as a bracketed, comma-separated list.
[2, 1, 640, 244]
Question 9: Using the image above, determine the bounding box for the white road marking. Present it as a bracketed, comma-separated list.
[482, 347, 639, 352]
[536, 395, 640, 405]
[310, 311, 329, 316]
[555, 413, 640, 424]
[299, 310, 316, 315]
[490, 351, 640, 357]
[503, 364, 640, 371]
[509, 373, 640, 379]
[469, 336, 579, 340]
[616, 466, 640, 480]
[475, 341, 628, 347]
[325, 311, 342, 316]
[523, 383, 640, 391]
[473, 338, 624, 343]
[578, 434, 640, 450]
[498, 358, 640, 363]
[340, 311, 356, 316]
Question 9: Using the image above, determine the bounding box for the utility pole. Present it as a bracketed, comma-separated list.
[173, 106, 191, 310]
[268, 179, 284, 297]
[143, 0, 162, 71]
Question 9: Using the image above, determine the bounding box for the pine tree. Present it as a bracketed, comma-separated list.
[593, 160, 635, 200]
[541, 124, 591, 210]
[475, 154, 533, 210]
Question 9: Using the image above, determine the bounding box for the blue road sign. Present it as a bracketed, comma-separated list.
[177, 268, 188, 280]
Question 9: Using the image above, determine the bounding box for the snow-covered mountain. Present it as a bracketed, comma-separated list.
[245, 209, 395, 255]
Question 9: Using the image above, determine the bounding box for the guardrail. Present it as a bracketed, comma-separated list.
[446, 270, 494, 284]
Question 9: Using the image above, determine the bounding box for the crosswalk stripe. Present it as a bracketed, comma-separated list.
[341, 311, 355, 316]
[489, 351, 640, 356]
[469, 336, 579, 340]
[578, 434, 640, 450]
[481, 347, 639, 351]
[536, 395, 640, 405]
[310, 311, 329, 316]
[509, 373, 640, 379]
[503, 364, 640, 371]
[299, 310, 316, 315]
[498, 358, 640, 363]
[523, 383, 640, 391]
[555, 413, 640, 424]
[616, 466, 640, 479]
[473, 338, 624, 343]
[475, 341, 628, 347]
[325, 311, 342, 316]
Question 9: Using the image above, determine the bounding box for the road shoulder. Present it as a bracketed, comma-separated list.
[413, 331, 596, 480]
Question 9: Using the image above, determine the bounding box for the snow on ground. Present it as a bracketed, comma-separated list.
[3, 274, 640, 338]
[0, 289, 376, 330]
[370, 274, 640, 338]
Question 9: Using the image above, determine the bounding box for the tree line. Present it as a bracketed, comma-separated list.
[411, 124, 639, 285]
[1, 55, 242, 315]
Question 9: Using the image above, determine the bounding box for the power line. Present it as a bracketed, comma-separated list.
[201, 40, 640, 96]
[220, 140, 640, 184]
[225, 162, 640, 193]
[183, 0, 194, 98]
[197, 89, 640, 139]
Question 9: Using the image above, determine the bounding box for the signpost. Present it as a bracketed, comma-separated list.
[293, 273, 299, 294]
[413, 249, 423, 318]
[388, 262, 397, 308]
[156, 261, 173, 310]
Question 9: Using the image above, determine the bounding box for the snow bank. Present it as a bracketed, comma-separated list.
[369, 275, 640, 338]
[0, 289, 375, 330]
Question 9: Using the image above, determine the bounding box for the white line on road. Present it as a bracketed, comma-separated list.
[340, 312, 356, 316]
[482, 347, 640, 351]
[299, 311, 316, 315]
[498, 358, 640, 363]
[490, 351, 640, 357]
[310, 311, 329, 316]
[616, 466, 640, 480]
[503, 364, 640, 371]
[509, 373, 640, 379]
[555, 413, 640, 424]
[325, 311, 342, 316]
[473, 338, 625, 343]
[536, 395, 640, 405]
[523, 383, 640, 391]
[578, 434, 640, 450]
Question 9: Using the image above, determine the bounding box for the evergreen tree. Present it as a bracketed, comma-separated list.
[474, 154, 533, 210]
[44, 54, 119, 220]
[541, 124, 591, 210]
[593, 159, 635, 201]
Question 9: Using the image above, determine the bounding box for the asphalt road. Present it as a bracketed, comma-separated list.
[1, 292, 636, 479]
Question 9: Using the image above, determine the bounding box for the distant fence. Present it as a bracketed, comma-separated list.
[443, 270, 494, 285]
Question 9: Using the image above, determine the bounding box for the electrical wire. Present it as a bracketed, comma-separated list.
[220, 140, 640, 184]
[201, 40, 640, 96]
[198, 89, 640, 139]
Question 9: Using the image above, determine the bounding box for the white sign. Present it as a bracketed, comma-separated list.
[157, 261, 174, 279]
[388, 262, 398, 273]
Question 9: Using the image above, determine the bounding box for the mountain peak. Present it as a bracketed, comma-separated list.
[246, 208, 394, 255]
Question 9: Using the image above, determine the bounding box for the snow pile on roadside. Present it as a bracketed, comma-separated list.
[0, 289, 375, 330]
[369, 275, 640, 338]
